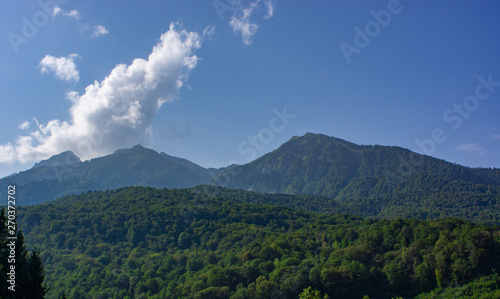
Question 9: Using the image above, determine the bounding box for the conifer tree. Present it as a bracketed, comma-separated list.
[0, 208, 48, 298]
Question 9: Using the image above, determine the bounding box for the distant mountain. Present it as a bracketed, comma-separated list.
[160, 152, 219, 183]
[215, 133, 500, 196]
[2, 133, 500, 223]
[0, 145, 217, 205]
[213, 133, 500, 223]
[32, 150, 81, 169]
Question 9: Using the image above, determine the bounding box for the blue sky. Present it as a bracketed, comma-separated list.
[1, 0, 500, 178]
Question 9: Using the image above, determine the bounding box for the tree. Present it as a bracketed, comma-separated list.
[26, 249, 49, 297]
[299, 286, 329, 299]
[0, 207, 48, 298]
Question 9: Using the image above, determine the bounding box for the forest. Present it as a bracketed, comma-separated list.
[14, 186, 500, 298]
[0, 208, 48, 298]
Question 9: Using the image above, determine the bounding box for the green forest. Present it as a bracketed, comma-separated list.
[0, 208, 48, 298]
[14, 187, 500, 298]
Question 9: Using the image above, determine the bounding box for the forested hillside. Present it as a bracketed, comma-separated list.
[190, 184, 500, 225]
[18, 187, 500, 298]
[3, 133, 500, 216]
[215, 133, 500, 197]
[0, 145, 219, 205]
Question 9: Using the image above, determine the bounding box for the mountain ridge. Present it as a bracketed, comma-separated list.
[2, 133, 500, 223]
[214, 133, 500, 197]
[0, 144, 215, 205]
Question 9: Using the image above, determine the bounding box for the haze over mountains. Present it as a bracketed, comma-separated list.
[2, 133, 500, 223]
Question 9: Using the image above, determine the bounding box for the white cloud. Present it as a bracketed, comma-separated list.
[0, 24, 202, 165]
[92, 25, 109, 38]
[492, 134, 500, 140]
[229, 0, 276, 45]
[18, 121, 30, 130]
[456, 143, 486, 155]
[203, 26, 216, 39]
[230, 1, 260, 45]
[263, 0, 275, 19]
[65, 91, 80, 103]
[0, 144, 16, 164]
[53, 7, 80, 19]
[39, 54, 80, 82]
[52, 7, 62, 16]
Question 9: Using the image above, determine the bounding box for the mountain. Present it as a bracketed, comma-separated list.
[213, 133, 500, 223]
[32, 150, 82, 169]
[2, 133, 500, 223]
[75, 145, 211, 189]
[0, 145, 217, 205]
[215, 133, 500, 196]
[17, 186, 500, 298]
[160, 152, 219, 183]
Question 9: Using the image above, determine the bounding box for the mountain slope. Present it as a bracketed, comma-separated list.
[17, 186, 500, 298]
[160, 152, 220, 183]
[189, 184, 500, 224]
[76, 145, 206, 189]
[0, 145, 213, 205]
[2, 132, 500, 222]
[214, 133, 500, 198]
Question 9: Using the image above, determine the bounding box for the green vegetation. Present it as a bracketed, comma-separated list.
[191, 184, 500, 225]
[214, 133, 500, 224]
[215, 133, 500, 197]
[415, 273, 500, 298]
[0, 208, 48, 298]
[299, 287, 329, 298]
[17, 187, 500, 298]
[2, 133, 500, 226]
[3, 133, 500, 297]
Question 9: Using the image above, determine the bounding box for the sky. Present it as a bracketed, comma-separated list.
[1, 0, 500, 178]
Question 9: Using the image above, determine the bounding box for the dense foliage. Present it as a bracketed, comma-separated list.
[191, 184, 500, 225]
[2, 133, 500, 226]
[415, 273, 500, 298]
[17, 187, 500, 298]
[0, 208, 48, 298]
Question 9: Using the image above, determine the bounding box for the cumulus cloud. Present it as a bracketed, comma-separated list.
[92, 25, 109, 38]
[0, 24, 202, 164]
[53, 7, 80, 19]
[39, 54, 80, 82]
[229, 0, 276, 45]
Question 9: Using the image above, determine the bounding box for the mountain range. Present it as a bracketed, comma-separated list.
[2, 132, 500, 223]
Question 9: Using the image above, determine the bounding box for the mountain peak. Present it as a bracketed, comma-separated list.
[32, 151, 82, 169]
[285, 133, 363, 152]
[113, 144, 150, 154]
